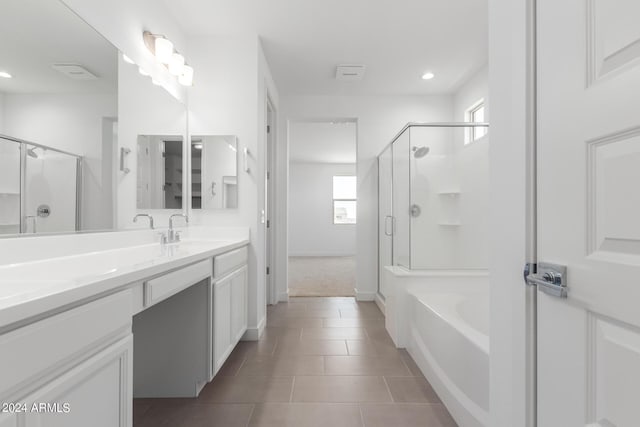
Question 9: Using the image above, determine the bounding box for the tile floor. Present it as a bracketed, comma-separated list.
[134, 297, 457, 427]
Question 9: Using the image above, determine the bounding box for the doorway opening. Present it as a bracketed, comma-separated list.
[287, 119, 357, 297]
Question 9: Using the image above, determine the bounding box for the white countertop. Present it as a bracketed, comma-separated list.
[0, 228, 249, 330]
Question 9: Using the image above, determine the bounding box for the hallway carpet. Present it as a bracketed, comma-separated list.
[288, 256, 356, 297]
[134, 297, 458, 427]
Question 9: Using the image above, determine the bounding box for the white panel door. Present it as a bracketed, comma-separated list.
[378, 146, 393, 298]
[537, 0, 640, 426]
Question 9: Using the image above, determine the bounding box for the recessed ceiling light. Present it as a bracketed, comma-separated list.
[0, 71, 12, 79]
[422, 72, 435, 80]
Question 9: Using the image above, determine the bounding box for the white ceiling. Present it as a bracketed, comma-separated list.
[0, 0, 117, 95]
[164, 0, 488, 96]
[289, 121, 357, 164]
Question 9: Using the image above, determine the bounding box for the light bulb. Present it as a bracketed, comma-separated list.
[168, 53, 185, 76]
[154, 37, 174, 64]
[178, 65, 194, 86]
[421, 71, 435, 80]
[0, 71, 12, 79]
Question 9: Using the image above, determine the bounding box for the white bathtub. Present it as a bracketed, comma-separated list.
[382, 267, 489, 427]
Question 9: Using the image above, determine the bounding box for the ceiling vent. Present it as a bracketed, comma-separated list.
[51, 63, 98, 80]
[336, 64, 366, 81]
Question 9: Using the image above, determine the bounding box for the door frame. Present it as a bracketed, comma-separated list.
[488, 0, 538, 425]
[265, 96, 278, 306]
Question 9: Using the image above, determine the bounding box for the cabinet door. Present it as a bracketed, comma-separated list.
[231, 266, 248, 342]
[213, 276, 232, 374]
[20, 335, 132, 427]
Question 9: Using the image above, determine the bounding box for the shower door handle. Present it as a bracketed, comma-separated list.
[384, 216, 394, 236]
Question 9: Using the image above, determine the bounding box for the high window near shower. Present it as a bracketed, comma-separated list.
[465, 99, 487, 144]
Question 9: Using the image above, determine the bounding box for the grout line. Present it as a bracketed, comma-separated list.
[235, 355, 249, 376]
[271, 336, 279, 356]
[245, 404, 256, 427]
[358, 403, 366, 427]
[289, 376, 296, 402]
[381, 375, 395, 403]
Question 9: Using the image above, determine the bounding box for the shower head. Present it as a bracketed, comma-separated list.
[27, 148, 38, 158]
[412, 146, 430, 158]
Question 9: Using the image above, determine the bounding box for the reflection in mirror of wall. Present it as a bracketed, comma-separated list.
[0, 0, 117, 235]
[136, 136, 184, 210]
[191, 136, 238, 210]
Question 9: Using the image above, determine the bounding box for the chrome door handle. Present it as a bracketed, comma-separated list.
[527, 262, 567, 298]
[384, 215, 394, 236]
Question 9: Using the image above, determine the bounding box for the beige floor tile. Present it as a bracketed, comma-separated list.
[301, 327, 368, 340]
[399, 349, 426, 377]
[198, 376, 294, 403]
[178, 403, 255, 427]
[346, 340, 402, 357]
[134, 399, 193, 427]
[385, 376, 441, 403]
[292, 376, 392, 402]
[339, 309, 384, 319]
[282, 308, 342, 318]
[360, 403, 457, 427]
[267, 316, 324, 328]
[324, 356, 412, 376]
[275, 339, 349, 355]
[262, 327, 303, 340]
[248, 403, 363, 427]
[323, 317, 385, 328]
[238, 355, 324, 376]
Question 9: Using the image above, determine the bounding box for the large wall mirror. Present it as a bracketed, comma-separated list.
[191, 136, 238, 210]
[0, 0, 118, 235]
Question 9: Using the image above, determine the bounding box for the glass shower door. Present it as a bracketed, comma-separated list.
[378, 145, 393, 298]
[0, 138, 21, 234]
[23, 144, 79, 233]
[392, 129, 411, 268]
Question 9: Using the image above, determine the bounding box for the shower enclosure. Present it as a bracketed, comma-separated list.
[378, 123, 489, 298]
[0, 135, 82, 235]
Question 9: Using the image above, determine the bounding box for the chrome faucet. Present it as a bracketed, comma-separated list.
[168, 214, 189, 243]
[133, 213, 154, 229]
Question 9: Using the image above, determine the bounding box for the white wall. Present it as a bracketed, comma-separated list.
[489, 0, 534, 426]
[278, 95, 452, 301]
[2, 92, 117, 231]
[187, 35, 279, 337]
[289, 162, 356, 256]
[118, 56, 187, 229]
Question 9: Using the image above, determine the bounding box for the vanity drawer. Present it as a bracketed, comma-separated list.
[144, 259, 212, 307]
[214, 246, 248, 278]
[0, 289, 132, 396]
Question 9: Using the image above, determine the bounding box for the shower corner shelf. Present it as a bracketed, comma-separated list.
[438, 190, 461, 196]
[438, 222, 461, 226]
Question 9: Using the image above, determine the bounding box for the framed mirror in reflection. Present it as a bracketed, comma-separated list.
[136, 136, 184, 210]
[191, 136, 238, 210]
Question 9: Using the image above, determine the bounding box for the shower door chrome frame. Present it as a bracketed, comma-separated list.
[0, 134, 83, 234]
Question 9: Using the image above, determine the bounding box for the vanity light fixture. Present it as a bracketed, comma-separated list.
[143, 31, 194, 86]
[421, 71, 435, 80]
[0, 71, 12, 79]
[178, 65, 194, 86]
[168, 53, 185, 76]
[154, 37, 174, 64]
[122, 54, 135, 65]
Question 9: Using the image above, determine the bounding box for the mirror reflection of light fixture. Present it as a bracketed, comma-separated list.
[0, 71, 13, 79]
[168, 53, 185, 76]
[179, 65, 194, 86]
[193, 143, 203, 150]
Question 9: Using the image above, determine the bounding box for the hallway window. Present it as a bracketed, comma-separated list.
[465, 98, 487, 144]
[333, 176, 357, 224]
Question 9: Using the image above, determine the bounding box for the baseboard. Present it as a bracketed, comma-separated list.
[278, 291, 289, 302]
[355, 289, 376, 301]
[241, 315, 266, 341]
[374, 293, 386, 315]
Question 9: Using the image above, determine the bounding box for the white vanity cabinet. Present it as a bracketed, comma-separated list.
[212, 247, 248, 375]
[0, 290, 133, 427]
